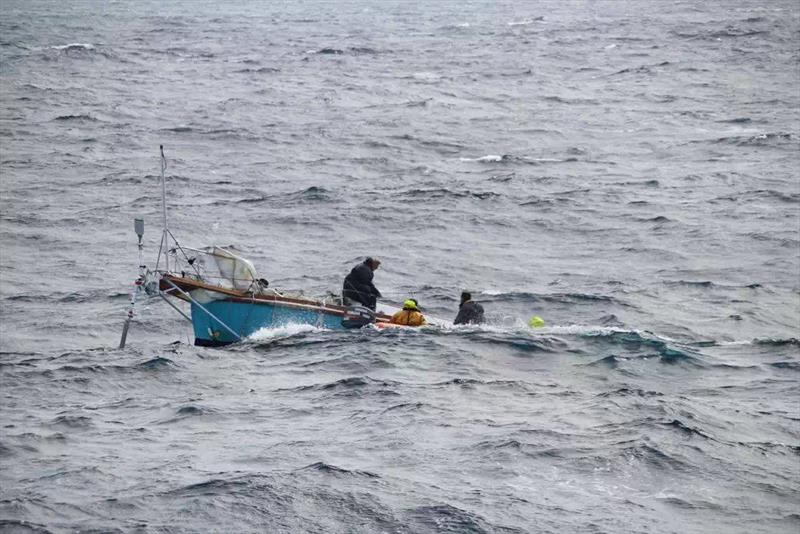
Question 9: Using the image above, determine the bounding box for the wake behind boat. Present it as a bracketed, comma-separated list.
[118, 147, 392, 348]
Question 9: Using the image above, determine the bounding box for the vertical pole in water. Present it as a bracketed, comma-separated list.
[135, 218, 145, 275]
[119, 288, 136, 349]
[160, 145, 169, 272]
[120, 218, 146, 349]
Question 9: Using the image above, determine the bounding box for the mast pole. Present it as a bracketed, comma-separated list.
[160, 145, 169, 272]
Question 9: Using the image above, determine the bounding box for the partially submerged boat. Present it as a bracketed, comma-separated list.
[157, 247, 393, 346]
[119, 147, 392, 348]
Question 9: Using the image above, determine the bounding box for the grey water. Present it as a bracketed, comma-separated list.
[1, 1, 799, 532]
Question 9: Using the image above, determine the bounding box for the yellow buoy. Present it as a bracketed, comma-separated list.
[528, 315, 545, 328]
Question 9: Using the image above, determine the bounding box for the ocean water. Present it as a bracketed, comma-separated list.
[1, 1, 799, 532]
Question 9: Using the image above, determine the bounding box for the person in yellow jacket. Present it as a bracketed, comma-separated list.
[390, 299, 427, 326]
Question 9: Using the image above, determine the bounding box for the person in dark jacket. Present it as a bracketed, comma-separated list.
[454, 291, 484, 325]
[342, 257, 382, 310]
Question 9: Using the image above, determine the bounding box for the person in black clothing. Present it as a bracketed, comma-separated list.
[454, 291, 485, 325]
[342, 257, 382, 310]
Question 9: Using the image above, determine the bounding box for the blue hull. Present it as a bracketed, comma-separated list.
[191, 299, 346, 346]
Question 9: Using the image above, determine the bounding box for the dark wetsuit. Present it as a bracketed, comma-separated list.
[343, 261, 381, 310]
[454, 300, 484, 325]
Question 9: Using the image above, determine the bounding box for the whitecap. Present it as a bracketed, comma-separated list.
[51, 43, 95, 51]
[459, 155, 503, 162]
[247, 323, 325, 342]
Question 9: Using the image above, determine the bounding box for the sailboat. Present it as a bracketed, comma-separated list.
[119, 147, 392, 348]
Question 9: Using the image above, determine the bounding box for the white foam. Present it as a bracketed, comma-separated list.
[541, 325, 680, 344]
[480, 288, 515, 296]
[247, 323, 325, 342]
[528, 157, 565, 163]
[51, 43, 95, 51]
[459, 155, 503, 162]
[412, 72, 441, 81]
[431, 321, 677, 344]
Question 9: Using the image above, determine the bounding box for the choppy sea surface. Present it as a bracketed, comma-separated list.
[1, 1, 799, 532]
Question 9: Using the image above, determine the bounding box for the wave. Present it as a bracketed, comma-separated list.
[672, 28, 769, 40]
[31, 355, 170, 383]
[438, 22, 474, 31]
[664, 280, 714, 288]
[768, 361, 800, 371]
[246, 324, 328, 345]
[0, 520, 53, 534]
[619, 442, 691, 470]
[275, 186, 336, 203]
[166, 476, 254, 497]
[44, 42, 120, 61]
[158, 405, 218, 425]
[754, 338, 800, 347]
[176, 405, 208, 416]
[136, 357, 177, 370]
[459, 154, 579, 165]
[473, 438, 526, 451]
[725, 132, 794, 145]
[53, 114, 99, 122]
[287, 376, 399, 393]
[661, 419, 715, 440]
[597, 387, 664, 398]
[467, 331, 567, 354]
[746, 232, 800, 248]
[309, 46, 380, 56]
[234, 67, 280, 74]
[479, 290, 627, 308]
[212, 186, 336, 208]
[662, 279, 766, 290]
[381, 401, 428, 413]
[4, 288, 132, 305]
[395, 187, 500, 201]
[543, 95, 599, 105]
[716, 117, 754, 124]
[690, 132, 795, 147]
[567, 328, 703, 365]
[610, 61, 671, 76]
[158, 125, 260, 140]
[460, 154, 505, 162]
[507, 17, 544, 26]
[386, 134, 464, 153]
[736, 441, 800, 455]
[713, 190, 799, 205]
[403, 98, 430, 107]
[7, 432, 67, 443]
[614, 179, 660, 188]
[300, 461, 380, 478]
[518, 195, 572, 207]
[277, 376, 401, 402]
[405, 504, 492, 534]
[349, 46, 379, 55]
[50, 415, 93, 429]
[432, 378, 533, 391]
[288, 186, 334, 202]
[635, 215, 671, 223]
[50, 43, 95, 52]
